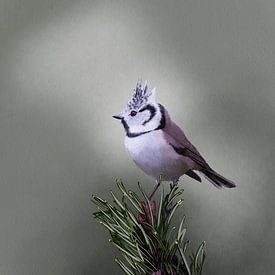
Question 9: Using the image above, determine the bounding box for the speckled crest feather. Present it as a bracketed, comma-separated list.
[126, 80, 152, 111]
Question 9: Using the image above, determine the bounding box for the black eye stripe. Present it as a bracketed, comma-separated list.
[139, 105, 155, 113]
[139, 104, 156, 125]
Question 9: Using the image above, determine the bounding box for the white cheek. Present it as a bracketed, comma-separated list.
[139, 111, 151, 123]
[131, 114, 159, 133]
[128, 112, 148, 125]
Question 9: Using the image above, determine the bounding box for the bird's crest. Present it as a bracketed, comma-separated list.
[126, 80, 156, 111]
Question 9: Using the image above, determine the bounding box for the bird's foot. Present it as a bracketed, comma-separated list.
[149, 181, 161, 201]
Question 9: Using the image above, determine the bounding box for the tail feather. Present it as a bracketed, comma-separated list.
[201, 169, 236, 188]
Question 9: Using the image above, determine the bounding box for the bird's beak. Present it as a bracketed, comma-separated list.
[112, 113, 124, 120]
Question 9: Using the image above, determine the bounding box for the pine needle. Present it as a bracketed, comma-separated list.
[92, 179, 206, 275]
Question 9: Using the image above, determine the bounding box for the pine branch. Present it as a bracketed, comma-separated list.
[92, 179, 206, 275]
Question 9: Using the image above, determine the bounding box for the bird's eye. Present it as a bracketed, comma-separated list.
[130, 111, 137, 117]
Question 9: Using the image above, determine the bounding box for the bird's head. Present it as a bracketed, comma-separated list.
[113, 80, 166, 137]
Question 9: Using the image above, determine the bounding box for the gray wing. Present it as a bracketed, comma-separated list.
[163, 120, 210, 170]
[161, 110, 236, 188]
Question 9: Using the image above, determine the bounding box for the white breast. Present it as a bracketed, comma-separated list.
[124, 130, 191, 181]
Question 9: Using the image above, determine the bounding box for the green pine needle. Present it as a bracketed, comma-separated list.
[92, 180, 206, 275]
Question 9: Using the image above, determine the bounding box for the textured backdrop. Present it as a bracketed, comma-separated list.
[0, 0, 274, 274]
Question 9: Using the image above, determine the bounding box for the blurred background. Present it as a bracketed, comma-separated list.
[0, 0, 274, 274]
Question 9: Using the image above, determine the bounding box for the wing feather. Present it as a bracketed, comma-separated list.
[163, 114, 209, 169]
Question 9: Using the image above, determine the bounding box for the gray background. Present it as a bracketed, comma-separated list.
[0, 0, 274, 274]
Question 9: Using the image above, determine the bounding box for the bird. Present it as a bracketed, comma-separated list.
[113, 80, 236, 198]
